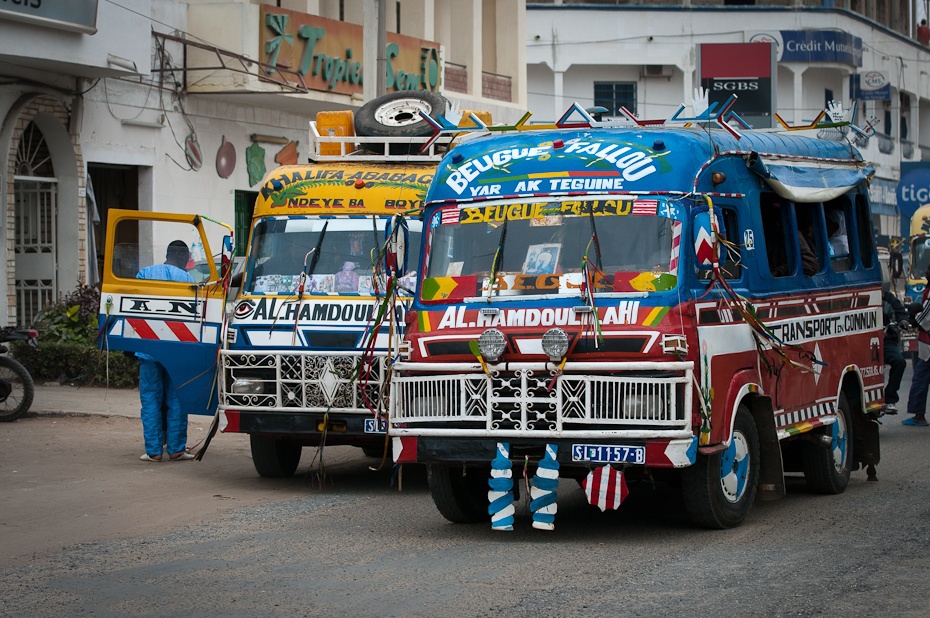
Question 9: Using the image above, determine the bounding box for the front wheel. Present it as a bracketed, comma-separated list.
[427, 464, 490, 524]
[0, 356, 35, 422]
[682, 404, 760, 529]
[250, 435, 302, 478]
[802, 393, 852, 494]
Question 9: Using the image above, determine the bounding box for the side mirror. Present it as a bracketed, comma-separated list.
[385, 214, 409, 276]
[693, 211, 719, 270]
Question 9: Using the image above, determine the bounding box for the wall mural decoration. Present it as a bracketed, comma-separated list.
[246, 142, 266, 187]
[275, 140, 299, 166]
[184, 133, 203, 171]
[216, 136, 236, 179]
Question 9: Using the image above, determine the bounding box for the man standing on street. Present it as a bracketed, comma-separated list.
[136, 240, 197, 460]
[882, 282, 908, 414]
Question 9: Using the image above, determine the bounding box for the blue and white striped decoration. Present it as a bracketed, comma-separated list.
[530, 444, 559, 531]
[488, 442, 515, 531]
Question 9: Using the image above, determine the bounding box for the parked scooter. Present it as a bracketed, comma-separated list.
[0, 326, 38, 422]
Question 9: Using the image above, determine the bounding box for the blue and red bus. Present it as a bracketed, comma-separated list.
[389, 112, 884, 530]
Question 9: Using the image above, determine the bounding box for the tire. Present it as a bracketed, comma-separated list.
[0, 356, 35, 422]
[427, 464, 491, 524]
[682, 404, 760, 529]
[250, 435, 302, 478]
[354, 91, 447, 153]
[802, 393, 852, 494]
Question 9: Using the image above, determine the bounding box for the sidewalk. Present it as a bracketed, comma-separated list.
[32, 382, 140, 419]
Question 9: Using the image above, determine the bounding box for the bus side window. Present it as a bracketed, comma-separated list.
[825, 198, 852, 272]
[855, 194, 875, 269]
[761, 196, 791, 277]
[795, 204, 823, 276]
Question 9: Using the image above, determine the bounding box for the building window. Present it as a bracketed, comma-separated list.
[594, 82, 637, 117]
[824, 88, 834, 108]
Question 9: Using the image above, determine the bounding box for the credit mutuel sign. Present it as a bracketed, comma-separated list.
[260, 6, 441, 95]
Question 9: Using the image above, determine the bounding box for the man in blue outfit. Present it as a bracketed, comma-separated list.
[136, 240, 196, 461]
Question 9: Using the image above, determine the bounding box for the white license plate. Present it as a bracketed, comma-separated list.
[572, 444, 645, 464]
[364, 418, 387, 434]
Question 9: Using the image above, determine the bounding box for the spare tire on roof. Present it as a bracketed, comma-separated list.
[354, 91, 447, 153]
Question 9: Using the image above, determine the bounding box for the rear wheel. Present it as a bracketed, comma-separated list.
[427, 464, 490, 523]
[682, 405, 760, 529]
[802, 393, 852, 494]
[0, 356, 35, 422]
[250, 435, 302, 478]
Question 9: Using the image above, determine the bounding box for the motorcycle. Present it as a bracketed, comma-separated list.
[0, 326, 38, 422]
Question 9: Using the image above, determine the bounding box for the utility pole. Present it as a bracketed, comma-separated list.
[363, 0, 387, 102]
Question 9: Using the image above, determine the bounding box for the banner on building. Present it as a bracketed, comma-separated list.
[748, 30, 862, 67]
[0, 0, 98, 34]
[260, 6, 442, 96]
[850, 71, 891, 101]
[698, 42, 775, 128]
[897, 163, 930, 220]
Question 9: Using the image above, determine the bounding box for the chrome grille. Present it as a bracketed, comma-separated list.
[391, 361, 693, 438]
[220, 351, 385, 413]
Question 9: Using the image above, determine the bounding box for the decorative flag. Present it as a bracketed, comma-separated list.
[440, 207, 461, 225]
[632, 199, 658, 216]
[582, 465, 628, 512]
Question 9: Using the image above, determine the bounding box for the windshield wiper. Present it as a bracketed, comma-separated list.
[305, 221, 329, 277]
[487, 220, 508, 298]
[588, 206, 603, 270]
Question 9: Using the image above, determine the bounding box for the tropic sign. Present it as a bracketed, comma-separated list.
[259, 7, 441, 95]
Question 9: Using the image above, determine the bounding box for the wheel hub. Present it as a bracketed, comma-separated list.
[373, 98, 433, 127]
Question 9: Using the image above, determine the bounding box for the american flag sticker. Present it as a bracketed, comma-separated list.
[440, 207, 461, 225]
[631, 199, 658, 216]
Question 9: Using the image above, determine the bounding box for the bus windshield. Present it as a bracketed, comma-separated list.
[244, 216, 421, 295]
[423, 198, 681, 299]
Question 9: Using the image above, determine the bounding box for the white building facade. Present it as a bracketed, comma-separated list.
[0, 0, 527, 326]
[526, 2, 926, 245]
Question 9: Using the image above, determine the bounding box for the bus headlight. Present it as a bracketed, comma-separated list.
[542, 328, 569, 361]
[478, 328, 506, 362]
[231, 379, 265, 394]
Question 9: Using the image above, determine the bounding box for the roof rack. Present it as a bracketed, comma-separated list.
[308, 121, 453, 162]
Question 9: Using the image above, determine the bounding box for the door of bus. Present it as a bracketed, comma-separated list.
[98, 210, 233, 415]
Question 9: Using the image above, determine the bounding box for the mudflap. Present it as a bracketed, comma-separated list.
[852, 412, 881, 482]
[749, 396, 786, 501]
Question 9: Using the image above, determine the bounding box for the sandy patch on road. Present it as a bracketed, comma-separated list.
[0, 413, 360, 568]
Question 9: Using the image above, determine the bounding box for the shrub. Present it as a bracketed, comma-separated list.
[12, 341, 139, 388]
[36, 283, 101, 345]
[15, 283, 138, 387]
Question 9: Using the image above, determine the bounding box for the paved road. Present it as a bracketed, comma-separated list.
[1, 378, 929, 617]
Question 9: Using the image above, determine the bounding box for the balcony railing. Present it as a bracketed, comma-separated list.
[876, 133, 895, 155]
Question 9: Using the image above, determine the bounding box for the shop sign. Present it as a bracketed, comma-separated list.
[850, 71, 891, 101]
[0, 0, 98, 34]
[699, 43, 774, 120]
[748, 30, 862, 67]
[260, 6, 441, 95]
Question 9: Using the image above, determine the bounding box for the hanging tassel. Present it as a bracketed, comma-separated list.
[488, 442, 515, 531]
[530, 444, 559, 530]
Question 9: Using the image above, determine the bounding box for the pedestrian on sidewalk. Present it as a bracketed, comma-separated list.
[135, 240, 198, 459]
[904, 262, 930, 427]
[882, 282, 909, 414]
